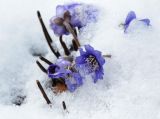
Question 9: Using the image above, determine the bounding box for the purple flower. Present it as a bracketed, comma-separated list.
[75, 45, 105, 83]
[47, 58, 83, 92]
[47, 64, 71, 79]
[56, 57, 72, 68]
[65, 72, 83, 92]
[50, 3, 98, 36]
[124, 11, 150, 32]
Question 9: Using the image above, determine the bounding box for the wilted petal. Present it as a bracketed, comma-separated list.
[56, 5, 66, 17]
[139, 19, 150, 26]
[50, 17, 69, 36]
[125, 11, 136, 26]
[65, 80, 77, 92]
[124, 11, 136, 32]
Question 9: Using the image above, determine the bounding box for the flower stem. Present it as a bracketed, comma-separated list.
[36, 61, 47, 74]
[62, 101, 67, 110]
[62, 101, 69, 113]
[59, 36, 70, 56]
[36, 80, 51, 105]
[63, 21, 80, 47]
[72, 39, 78, 51]
[37, 11, 61, 58]
[103, 54, 112, 58]
[40, 56, 53, 65]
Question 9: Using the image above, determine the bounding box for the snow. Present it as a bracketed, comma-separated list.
[0, 0, 160, 119]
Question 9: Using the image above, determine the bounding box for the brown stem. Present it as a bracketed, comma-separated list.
[36, 61, 47, 74]
[37, 11, 61, 58]
[36, 80, 51, 104]
[72, 40, 78, 51]
[40, 56, 53, 65]
[74, 28, 78, 36]
[70, 29, 78, 51]
[103, 54, 112, 58]
[63, 21, 80, 47]
[59, 36, 70, 56]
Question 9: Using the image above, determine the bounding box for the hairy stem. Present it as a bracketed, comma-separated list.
[63, 21, 80, 47]
[36, 61, 47, 74]
[36, 80, 51, 104]
[40, 56, 53, 65]
[103, 54, 112, 58]
[37, 11, 61, 58]
[59, 36, 70, 56]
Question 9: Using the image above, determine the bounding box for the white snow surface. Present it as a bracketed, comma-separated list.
[0, 0, 160, 119]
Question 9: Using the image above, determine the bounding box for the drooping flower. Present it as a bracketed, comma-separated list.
[124, 11, 150, 32]
[48, 64, 71, 79]
[47, 58, 83, 92]
[75, 45, 105, 83]
[50, 3, 98, 36]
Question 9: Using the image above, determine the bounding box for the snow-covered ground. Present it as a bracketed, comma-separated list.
[0, 0, 160, 119]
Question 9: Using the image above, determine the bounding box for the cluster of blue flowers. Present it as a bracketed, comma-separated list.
[37, 3, 151, 93]
[47, 44, 105, 92]
[41, 3, 106, 92]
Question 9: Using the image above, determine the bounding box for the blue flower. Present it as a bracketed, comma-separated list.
[50, 3, 98, 36]
[124, 11, 150, 32]
[47, 59, 83, 92]
[75, 45, 105, 83]
[65, 72, 83, 92]
[47, 64, 71, 79]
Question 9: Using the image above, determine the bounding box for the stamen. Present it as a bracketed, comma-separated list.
[36, 61, 47, 74]
[85, 55, 99, 71]
[37, 11, 61, 58]
[36, 80, 51, 105]
[40, 56, 53, 65]
[59, 36, 70, 56]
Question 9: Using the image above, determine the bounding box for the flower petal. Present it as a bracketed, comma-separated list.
[56, 5, 66, 17]
[124, 11, 136, 32]
[139, 18, 150, 26]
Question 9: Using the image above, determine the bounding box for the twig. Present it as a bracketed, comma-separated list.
[62, 101, 66, 110]
[103, 54, 112, 58]
[70, 29, 78, 51]
[40, 56, 53, 65]
[72, 39, 78, 51]
[62, 101, 69, 113]
[36, 61, 47, 74]
[59, 36, 70, 56]
[36, 80, 51, 104]
[37, 11, 61, 58]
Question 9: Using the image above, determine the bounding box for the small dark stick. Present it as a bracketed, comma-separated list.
[37, 11, 61, 58]
[72, 39, 78, 51]
[103, 54, 112, 58]
[62, 101, 67, 110]
[40, 56, 53, 65]
[59, 36, 70, 56]
[36, 80, 51, 104]
[74, 28, 78, 37]
[36, 61, 47, 74]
